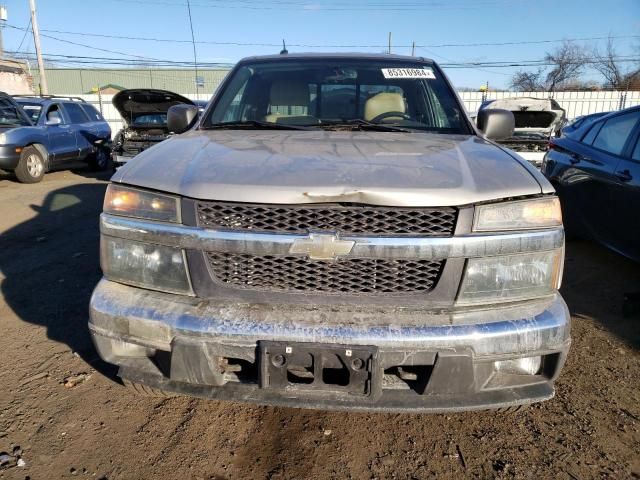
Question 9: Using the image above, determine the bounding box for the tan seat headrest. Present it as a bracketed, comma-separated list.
[364, 92, 406, 122]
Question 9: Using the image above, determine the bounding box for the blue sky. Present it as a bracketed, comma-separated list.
[3, 0, 639, 89]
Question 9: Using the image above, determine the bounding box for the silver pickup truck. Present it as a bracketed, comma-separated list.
[89, 53, 570, 412]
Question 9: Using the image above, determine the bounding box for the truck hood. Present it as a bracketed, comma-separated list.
[112, 89, 194, 125]
[112, 130, 547, 207]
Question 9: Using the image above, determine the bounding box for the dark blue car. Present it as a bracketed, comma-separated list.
[560, 111, 610, 138]
[542, 106, 640, 261]
[0, 93, 111, 183]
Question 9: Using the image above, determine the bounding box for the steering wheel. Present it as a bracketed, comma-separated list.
[369, 111, 411, 123]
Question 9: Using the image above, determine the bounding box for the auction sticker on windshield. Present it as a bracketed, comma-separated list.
[381, 67, 436, 79]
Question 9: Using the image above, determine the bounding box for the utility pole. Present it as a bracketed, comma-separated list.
[29, 0, 48, 94]
[0, 6, 7, 58]
[411, 41, 415, 56]
[388, 32, 392, 54]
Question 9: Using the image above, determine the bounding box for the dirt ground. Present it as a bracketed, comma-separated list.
[0, 167, 638, 480]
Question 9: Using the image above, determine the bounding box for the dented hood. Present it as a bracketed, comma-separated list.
[112, 130, 547, 207]
[112, 89, 194, 124]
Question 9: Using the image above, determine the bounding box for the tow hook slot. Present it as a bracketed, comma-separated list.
[259, 342, 379, 397]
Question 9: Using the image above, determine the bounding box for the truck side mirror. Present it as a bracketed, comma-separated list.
[477, 109, 515, 141]
[167, 104, 199, 134]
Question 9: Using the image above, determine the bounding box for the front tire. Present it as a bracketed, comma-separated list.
[89, 146, 112, 171]
[15, 146, 46, 183]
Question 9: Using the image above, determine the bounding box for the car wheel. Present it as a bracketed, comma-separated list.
[14, 146, 46, 183]
[89, 147, 112, 171]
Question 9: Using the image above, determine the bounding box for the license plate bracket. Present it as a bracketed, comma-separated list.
[259, 342, 378, 397]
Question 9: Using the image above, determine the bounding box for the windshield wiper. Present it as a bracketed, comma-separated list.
[203, 120, 312, 131]
[318, 119, 410, 133]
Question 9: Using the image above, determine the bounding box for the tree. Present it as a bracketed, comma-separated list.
[592, 37, 640, 89]
[510, 69, 544, 91]
[544, 41, 587, 92]
[509, 41, 586, 92]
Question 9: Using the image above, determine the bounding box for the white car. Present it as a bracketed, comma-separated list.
[480, 97, 567, 167]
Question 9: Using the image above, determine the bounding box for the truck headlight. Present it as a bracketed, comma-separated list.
[104, 184, 180, 223]
[473, 197, 562, 232]
[457, 249, 563, 305]
[101, 236, 193, 295]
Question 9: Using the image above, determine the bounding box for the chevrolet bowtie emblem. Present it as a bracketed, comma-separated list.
[289, 234, 355, 260]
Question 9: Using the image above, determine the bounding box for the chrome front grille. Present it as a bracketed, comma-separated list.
[205, 252, 445, 296]
[196, 201, 457, 237]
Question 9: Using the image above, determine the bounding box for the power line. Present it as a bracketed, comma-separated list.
[8, 49, 639, 70]
[441, 57, 640, 68]
[22, 24, 640, 49]
[5, 24, 164, 62]
[6, 50, 233, 68]
[152, 0, 515, 6]
[106, 0, 527, 11]
[185, 0, 200, 96]
[15, 19, 32, 52]
[418, 47, 512, 77]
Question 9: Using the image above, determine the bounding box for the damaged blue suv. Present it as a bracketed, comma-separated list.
[0, 93, 111, 183]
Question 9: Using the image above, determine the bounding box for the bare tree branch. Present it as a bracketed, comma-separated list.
[544, 41, 586, 92]
[593, 38, 624, 87]
[510, 41, 586, 92]
[592, 37, 640, 89]
[509, 69, 544, 91]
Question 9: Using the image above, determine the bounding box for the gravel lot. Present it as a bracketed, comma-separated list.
[0, 168, 638, 480]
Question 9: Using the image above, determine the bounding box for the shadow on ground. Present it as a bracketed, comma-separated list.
[561, 239, 640, 350]
[0, 176, 119, 380]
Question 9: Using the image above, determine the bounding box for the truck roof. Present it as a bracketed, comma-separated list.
[238, 52, 435, 64]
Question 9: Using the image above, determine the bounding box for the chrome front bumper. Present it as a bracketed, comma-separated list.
[89, 279, 571, 412]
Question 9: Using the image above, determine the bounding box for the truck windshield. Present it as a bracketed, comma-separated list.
[204, 59, 470, 134]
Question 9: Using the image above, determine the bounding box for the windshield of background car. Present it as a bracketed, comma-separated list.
[132, 113, 167, 126]
[204, 59, 470, 133]
[0, 98, 33, 126]
[18, 102, 42, 123]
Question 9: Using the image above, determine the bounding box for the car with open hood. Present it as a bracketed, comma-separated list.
[479, 97, 567, 167]
[90, 53, 570, 413]
[111, 89, 194, 168]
